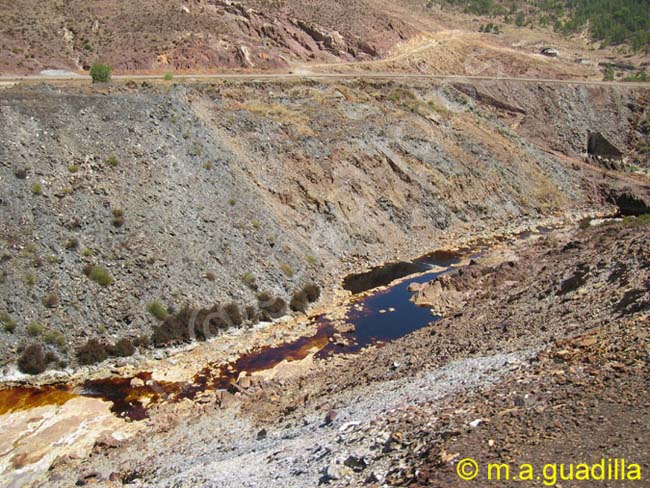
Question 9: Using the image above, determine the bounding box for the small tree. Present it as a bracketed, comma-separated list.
[90, 63, 112, 83]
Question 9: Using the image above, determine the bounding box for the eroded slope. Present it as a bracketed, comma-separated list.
[0, 80, 646, 371]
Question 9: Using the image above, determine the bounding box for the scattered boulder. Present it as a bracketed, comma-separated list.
[324, 409, 337, 425]
[540, 47, 559, 57]
[325, 460, 352, 481]
[238, 375, 252, 389]
[344, 454, 369, 472]
[217, 391, 238, 409]
[407, 282, 422, 292]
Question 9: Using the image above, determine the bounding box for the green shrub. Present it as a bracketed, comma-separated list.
[76, 339, 108, 365]
[23, 273, 36, 286]
[242, 272, 256, 287]
[26, 321, 44, 336]
[256, 290, 272, 301]
[280, 263, 294, 277]
[147, 301, 169, 321]
[1, 311, 17, 333]
[622, 214, 650, 227]
[228, 198, 236, 206]
[388, 87, 416, 103]
[151, 323, 178, 347]
[18, 344, 46, 374]
[111, 208, 125, 227]
[68, 164, 79, 173]
[164, 73, 174, 81]
[65, 237, 79, 250]
[82, 248, 94, 257]
[88, 266, 113, 286]
[44, 330, 66, 348]
[133, 334, 150, 348]
[31, 182, 42, 195]
[90, 63, 112, 83]
[42, 292, 60, 308]
[105, 156, 119, 167]
[22, 243, 38, 255]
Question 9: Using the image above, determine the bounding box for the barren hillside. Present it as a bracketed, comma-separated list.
[1, 79, 649, 374]
[0, 0, 417, 74]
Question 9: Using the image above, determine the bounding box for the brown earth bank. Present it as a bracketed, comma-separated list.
[21, 214, 648, 487]
[1, 79, 649, 373]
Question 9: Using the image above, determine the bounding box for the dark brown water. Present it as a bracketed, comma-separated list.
[80, 321, 337, 420]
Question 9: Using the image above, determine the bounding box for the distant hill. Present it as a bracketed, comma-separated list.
[442, 0, 650, 52]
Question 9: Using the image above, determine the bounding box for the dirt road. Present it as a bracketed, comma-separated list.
[2, 72, 650, 88]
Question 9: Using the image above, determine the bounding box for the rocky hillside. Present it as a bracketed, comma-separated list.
[0, 79, 648, 372]
[0, 0, 416, 74]
[454, 81, 650, 168]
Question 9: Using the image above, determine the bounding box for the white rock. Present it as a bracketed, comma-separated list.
[469, 418, 484, 428]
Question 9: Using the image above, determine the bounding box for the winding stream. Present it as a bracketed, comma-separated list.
[0, 225, 555, 421]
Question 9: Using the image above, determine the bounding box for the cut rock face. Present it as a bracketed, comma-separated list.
[587, 131, 624, 168]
